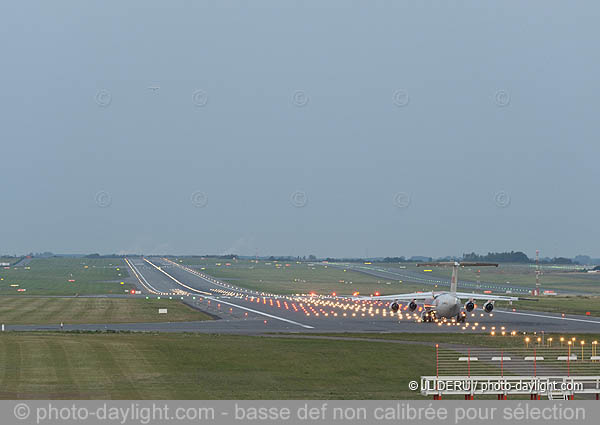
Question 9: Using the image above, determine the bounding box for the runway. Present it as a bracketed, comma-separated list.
[8, 257, 600, 335]
[332, 263, 535, 295]
[333, 263, 593, 296]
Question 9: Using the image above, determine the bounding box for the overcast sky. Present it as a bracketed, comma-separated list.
[1, 1, 599, 258]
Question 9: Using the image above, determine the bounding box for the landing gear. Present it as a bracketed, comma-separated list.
[421, 310, 435, 322]
[457, 312, 467, 323]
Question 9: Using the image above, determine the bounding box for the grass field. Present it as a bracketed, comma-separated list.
[2, 332, 597, 399]
[0, 258, 134, 295]
[0, 257, 22, 266]
[0, 333, 433, 399]
[0, 298, 212, 325]
[404, 263, 600, 294]
[497, 295, 600, 317]
[299, 332, 600, 349]
[172, 257, 428, 296]
[171, 257, 600, 315]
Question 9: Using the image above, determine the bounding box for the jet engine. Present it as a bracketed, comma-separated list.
[390, 302, 400, 312]
[464, 301, 475, 312]
[408, 300, 418, 311]
[484, 301, 494, 313]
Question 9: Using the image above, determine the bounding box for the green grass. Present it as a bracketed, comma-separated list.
[411, 263, 600, 294]
[171, 258, 600, 315]
[0, 257, 22, 266]
[497, 295, 600, 317]
[171, 257, 422, 296]
[299, 332, 600, 349]
[0, 333, 433, 399]
[295, 333, 600, 381]
[2, 332, 596, 399]
[0, 258, 134, 295]
[0, 298, 213, 325]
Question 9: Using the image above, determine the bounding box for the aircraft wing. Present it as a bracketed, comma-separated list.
[455, 292, 519, 301]
[416, 262, 499, 267]
[353, 292, 435, 301]
[352, 291, 518, 302]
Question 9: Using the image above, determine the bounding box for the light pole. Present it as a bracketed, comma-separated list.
[541, 330, 545, 345]
[568, 341, 572, 376]
[581, 341, 585, 363]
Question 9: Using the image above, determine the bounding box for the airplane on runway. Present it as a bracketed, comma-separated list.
[356, 262, 519, 322]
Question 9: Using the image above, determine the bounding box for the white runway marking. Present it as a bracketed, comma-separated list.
[204, 298, 314, 329]
[495, 309, 600, 325]
[124, 258, 162, 294]
[162, 257, 254, 294]
[144, 258, 213, 295]
[144, 258, 314, 329]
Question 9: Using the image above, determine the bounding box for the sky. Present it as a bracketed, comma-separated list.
[1, 1, 599, 258]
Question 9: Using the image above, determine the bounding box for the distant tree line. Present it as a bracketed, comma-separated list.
[84, 253, 125, 259]
[540, 257, 575, 264]
[267, 256, 298, 261]
[382, 256, 407, 262]
[462, 251, 576, 264]
[321, 256, 416, 263]
[463, 251, 531, 263]
[11, 251, 586, 265]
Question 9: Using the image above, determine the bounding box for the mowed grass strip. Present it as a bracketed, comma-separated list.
[0, 298, 212, 325]
[416, 263, 600, 294]
[496, 296, 600, 317]
[296, 332, 600, 349]
[0, 333, 433, 399]
[0, 257, 133, 295]
[174, 258, 413, 295]
[0, 257, 21, 266]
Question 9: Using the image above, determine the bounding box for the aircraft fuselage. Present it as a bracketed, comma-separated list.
[431, 293, 461, 318]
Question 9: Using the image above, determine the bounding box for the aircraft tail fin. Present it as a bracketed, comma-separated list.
[416, 261, 498, 294]
[450, 264, 459, 294]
